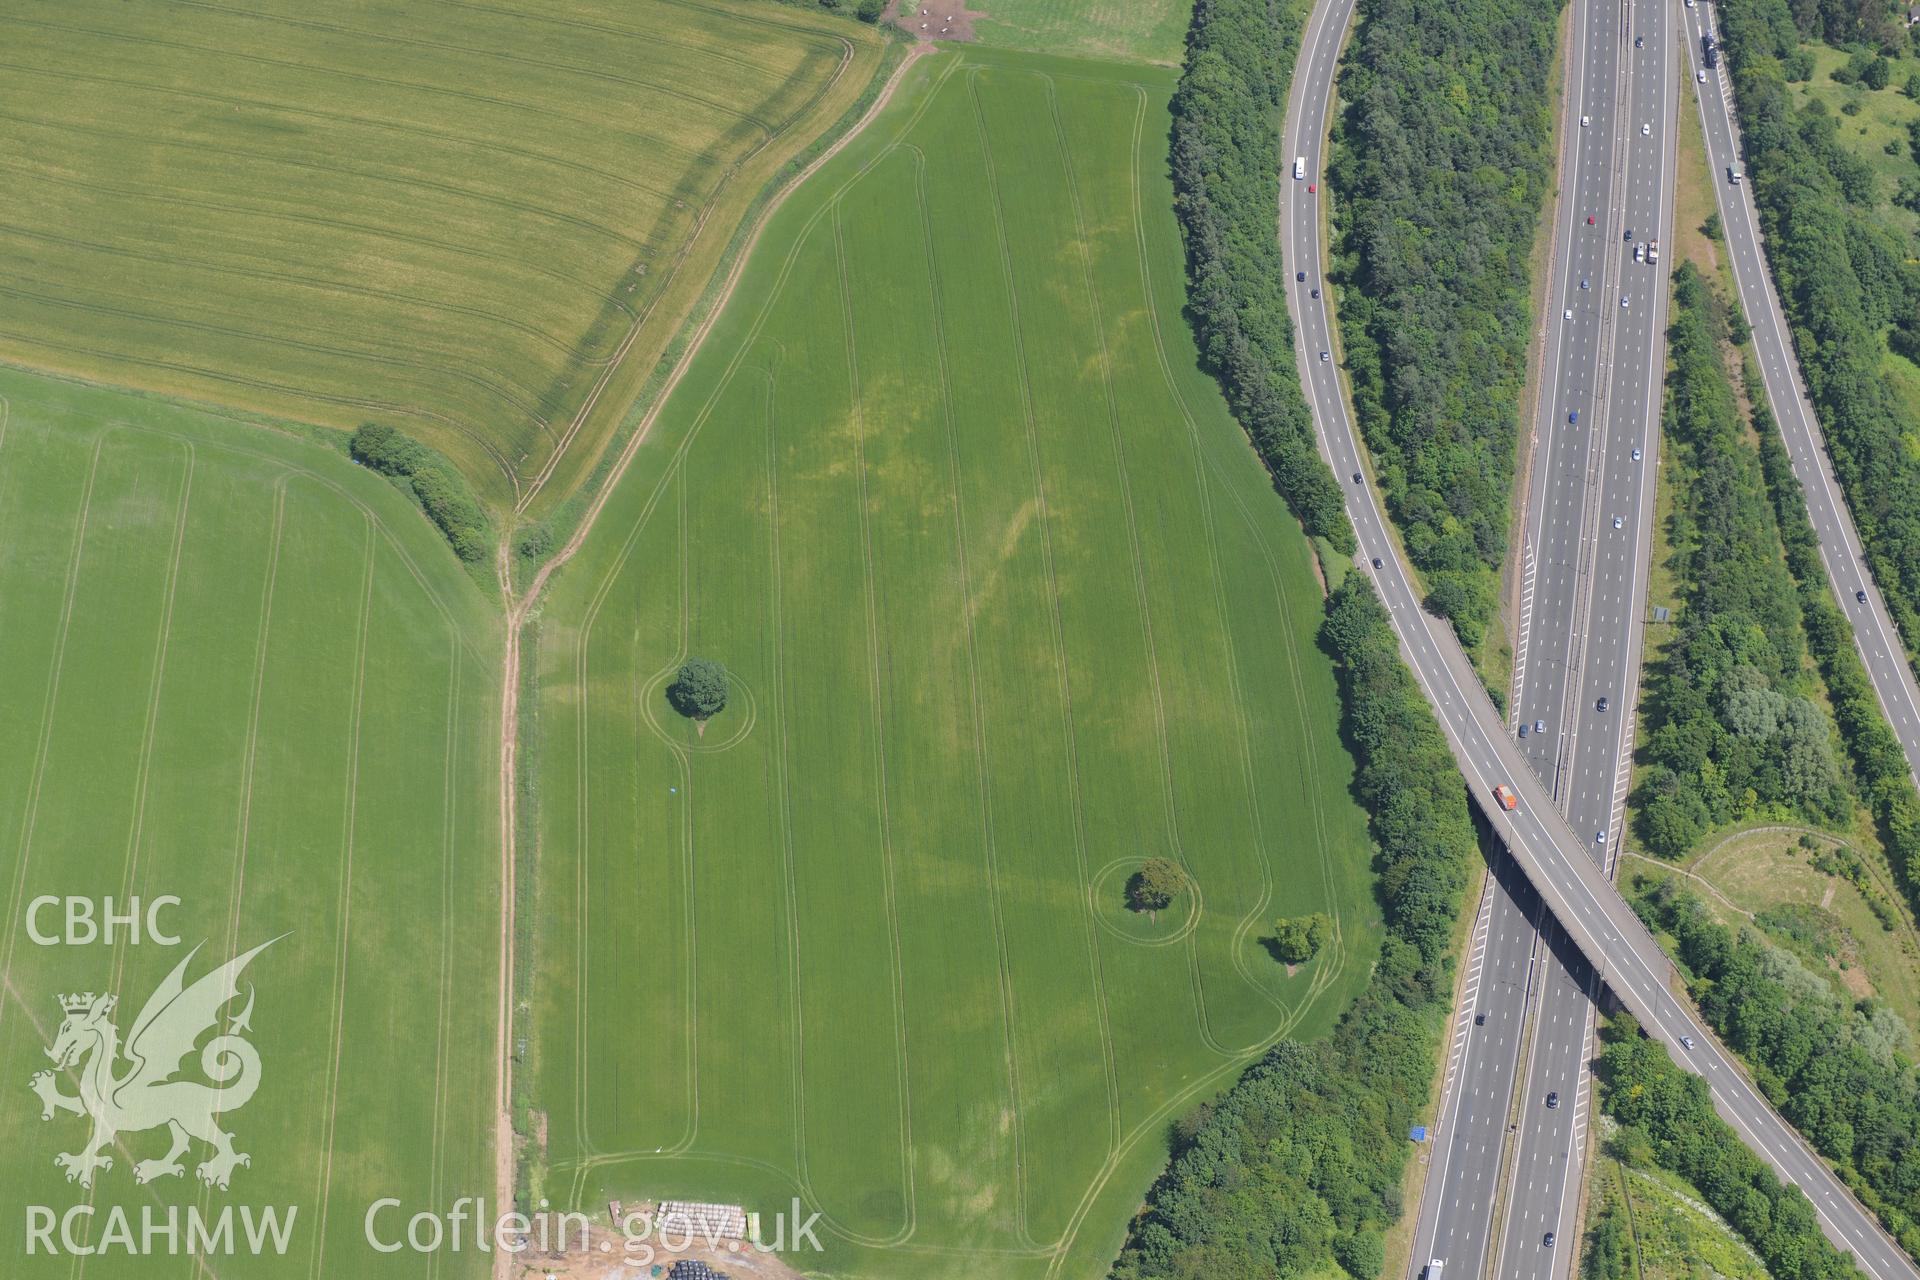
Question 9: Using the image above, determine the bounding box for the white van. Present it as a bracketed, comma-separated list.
[1728, 165, 1743, 184]
[1427, 1263, 1445, 1280]
[1294, 156, 1307, 180]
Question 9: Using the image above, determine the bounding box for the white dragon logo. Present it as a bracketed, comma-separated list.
[29, 938, 277, 1191]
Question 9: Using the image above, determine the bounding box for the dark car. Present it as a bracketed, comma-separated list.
[1371, 557, 1383, 569]
[1625, 227, 1634, 242]
[1857, 589, 1869, 603]
[1544, 1232, 1557, 1248]
[1353, 472, 1363, 484]
[1475, 1012, 1487, 1025]
[1546, 1091, 1560, 1109]
[1518, 723, 1529, 739]
[1596, 696, 1610, 712]
[1311, 288, 1321, 298]
[1634, 33, 1643, 45]
[1297, 271, 1306, 282]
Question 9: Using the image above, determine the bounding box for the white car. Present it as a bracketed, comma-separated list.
[1635, 243, 1645, 261]
[1320, 350, 1331, 362]
[1680, 1035, 1695, 1049]
[1565, 308, 1573, 319]
[1642, 122, 1651, 136]
[1581, 114, 1590, 127]
[1632, 446, 1642, 461]
[1613, 515, 1623, 529]
[1698, 69, 1706, 82]
[1597, 829, 1607, 844]
[1621, 296, 1630, 308]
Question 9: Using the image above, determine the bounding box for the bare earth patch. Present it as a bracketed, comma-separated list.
[888, 0, 988, 42]
[510, 1203, 808, 1280]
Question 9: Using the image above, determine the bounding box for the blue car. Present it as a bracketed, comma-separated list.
[1568, 409, 1579, 425]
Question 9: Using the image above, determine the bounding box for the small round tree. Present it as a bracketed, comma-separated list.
[668, 657, 729, 720]
[1126, 857, 1184, 920]
[1271, 912, 1330, 964]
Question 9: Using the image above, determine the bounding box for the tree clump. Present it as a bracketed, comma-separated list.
[1126, 857, 1184, 919]
[667, 658, 729, 720]
[1271, 912, 1330, 964]
[349, 422, 491, 563]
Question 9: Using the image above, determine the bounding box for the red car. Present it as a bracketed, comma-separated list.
[1586, 215, 1595, 225]
[1308, 183, 1317, 193]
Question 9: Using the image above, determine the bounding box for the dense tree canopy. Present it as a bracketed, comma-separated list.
[1634, 266, 1851, 856]
[1718, 0, 1920, 682]
[1270, 912, 1330, 963]
[350, 422, 492, 563]
[1328, 0, 1564, 650]
[1598, 1010, 1869, 1279]
[1127, 857, 1185, 916]
[1168, 0, 1352, 547]
[1635, 882, 1920, 1262]
[668, 658, 729, 720]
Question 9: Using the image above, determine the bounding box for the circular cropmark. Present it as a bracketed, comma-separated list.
[640, 661, 758, 753]
[1089, 857, 1201, 946]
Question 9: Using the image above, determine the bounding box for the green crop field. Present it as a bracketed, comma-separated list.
[0, 0, 885, 515]
[0, 366, 500, 1277]
[525, 46, 1377, 1279]
[970, 0, 1194, 65]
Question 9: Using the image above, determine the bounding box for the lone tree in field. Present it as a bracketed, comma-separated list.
[668, 658, 729, 720]
[1271, 913, 1330, 964]
[1127, 857, 1184, 920]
